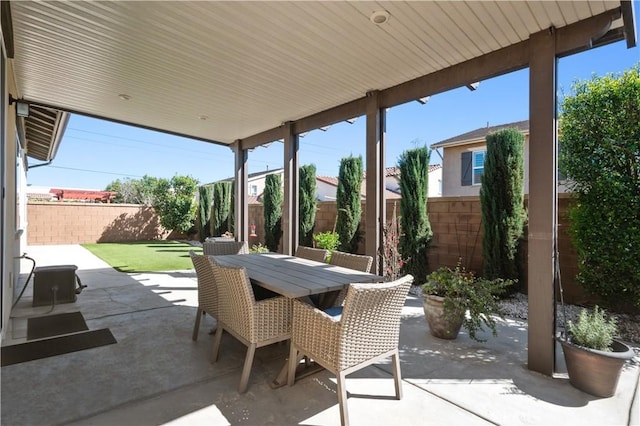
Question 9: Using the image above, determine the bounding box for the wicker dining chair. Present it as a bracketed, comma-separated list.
[211, 260, 292, 393]
[287, 274, 413, 426]
[294, 245, 329, 263]
[189, 250, 219, 341]
[329, 251, 374, 306]
[203, 240, 249, 256]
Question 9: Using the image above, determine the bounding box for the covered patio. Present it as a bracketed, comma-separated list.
[2, 244, 638, 425]
[1, 2, 638, 418]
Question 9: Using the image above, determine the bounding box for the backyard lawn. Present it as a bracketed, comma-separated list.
[82, 240, 201, 272]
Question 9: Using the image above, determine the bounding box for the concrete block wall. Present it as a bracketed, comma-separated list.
[27, 202, 167, 245]
[28, 195, 585, 303]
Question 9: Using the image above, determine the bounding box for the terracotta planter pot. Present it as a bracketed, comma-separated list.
[559, 338, 635, 397]
[423, 294, 464, 340]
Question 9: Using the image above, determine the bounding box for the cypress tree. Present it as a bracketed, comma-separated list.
[479, 127, 525, 282]
[336, 156, 363, 252]
[229, 180, 235, 235]
[197, 185, 213, 242]
[398, 147, 432, 280]
[299, 164, 317, 247]
[264, 174, 283, 252]
[212, 181, 231, 236]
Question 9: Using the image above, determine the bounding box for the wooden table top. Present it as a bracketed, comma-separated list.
[212, 253, 384, 299]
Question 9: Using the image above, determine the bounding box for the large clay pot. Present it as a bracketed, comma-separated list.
[559, 338, 635, 397]
[423, 294, 464, 339]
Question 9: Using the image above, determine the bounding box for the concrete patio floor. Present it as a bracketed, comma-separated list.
[2, 244, 639, 426]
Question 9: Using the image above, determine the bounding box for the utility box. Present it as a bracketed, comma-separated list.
[32, 265, 79, 307]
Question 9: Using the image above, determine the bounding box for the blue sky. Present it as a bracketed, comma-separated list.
[28, 23, 639, 190]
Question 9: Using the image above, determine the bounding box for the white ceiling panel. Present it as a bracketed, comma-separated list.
[8, 1, 628, 146]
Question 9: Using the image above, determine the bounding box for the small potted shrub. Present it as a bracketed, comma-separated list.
[558, 306, 635, 397]
[422, 264, 511, 342]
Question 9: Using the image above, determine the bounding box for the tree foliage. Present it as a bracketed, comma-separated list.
[336, 156, 363, 252]
[105, 175, 159, 205]
[559, 65, 640, 308]
[152, 175, 198, 233]
[197, 185, 213, 242]
[263, 174, 283, 252]
[479, 127, 526, 283]
[212, 182, 231, 236]
[398, 147, 432, 280]
[229, 180, 235, 235]
[299, 164, 317, 246]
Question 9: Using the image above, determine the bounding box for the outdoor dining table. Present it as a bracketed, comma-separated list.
[212, 252, 385, 387]
[212, 252, 384, 307]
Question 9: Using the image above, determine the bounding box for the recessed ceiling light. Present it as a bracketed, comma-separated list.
[118, 94, 131, 101]
[370, 10, 390, 25]
[198, 115, 209, 121]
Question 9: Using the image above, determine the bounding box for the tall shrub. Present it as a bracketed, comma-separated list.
[479, 127, 526, 282]
[559, 66, 640, 308]
[197, 185, 214, 242]
[299, 164, 317, 246]
[336, 156, 363, 252]
[398, 147, 431, 280]
[152, 175, 198, 233]
[212, 181, 231, 236]
[229, 180, 235, 235]
[264, 174, 283, 252]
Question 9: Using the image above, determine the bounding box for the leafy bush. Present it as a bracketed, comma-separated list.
[336, 156, 363, 252]
[250, 243, 270, 253]
[480, 128, 525, 284]
[422, 263, 511, 342]
[398, 146, 432, 280]
[313, 231, 339, 252]
[559, 66, 640, 308]
[567, 306, 617, 351]
[263, 174, 283, 252]
[152, 175, 198, 233]
[299, 164, 318, 247]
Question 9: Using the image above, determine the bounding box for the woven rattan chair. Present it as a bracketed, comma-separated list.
[203, 240, 249, 256]
[189, 250, 219, 341]
[329, 251, 374, 306]
[329, 251, 373, 273]
[295, 245, 329, 263]
[211, 260, 292, 393]
[287, 274, 413, 426]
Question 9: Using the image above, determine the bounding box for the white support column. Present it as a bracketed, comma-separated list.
[365, 91, 385, 274]
[528, 28, 558, 376]
[232, 140, 248, 243]
[282, 122, 298, 255]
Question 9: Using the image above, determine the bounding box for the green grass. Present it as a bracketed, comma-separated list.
[82, 241, 202, 273]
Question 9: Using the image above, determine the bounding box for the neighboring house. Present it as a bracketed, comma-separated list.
[383, 165, 442, 198]
[215, 168, 285, 198]
[316, 165, 443, 201]
[430, 120, 567, 197]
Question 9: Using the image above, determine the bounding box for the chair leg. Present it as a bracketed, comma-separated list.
[239, 343, 257, 393]
[211, 325, 224, 363]
[337, 370, 349, 426]
[391, 350, 403, 400]
[287, 344, 298, 386]
[192, 308, 203, 341]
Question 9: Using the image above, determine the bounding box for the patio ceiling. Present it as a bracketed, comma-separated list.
[5, 1, 634, 149]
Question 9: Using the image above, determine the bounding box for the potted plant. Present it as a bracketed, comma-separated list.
[422, 264, 511, 342]
[558, 306, 635, 397]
